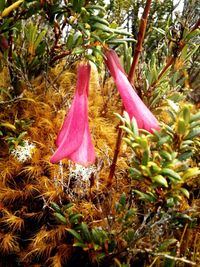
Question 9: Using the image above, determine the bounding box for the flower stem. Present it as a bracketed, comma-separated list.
[107, 0, 152, 187]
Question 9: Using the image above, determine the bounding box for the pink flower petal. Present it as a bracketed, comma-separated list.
[105, 49, 160, 133]
[105, 49, 126, 80]
[116, 70, 160, 132]
[68, 123, 95, 167]
[50, 64, 95, 165]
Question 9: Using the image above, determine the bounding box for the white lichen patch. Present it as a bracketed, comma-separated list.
[68, 164, 97, 197]
[69, 163, 96, 181]
[11, 140, 36, 162]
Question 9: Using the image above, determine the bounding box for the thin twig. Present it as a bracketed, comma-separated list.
[107, 126, 123, 187]
[49, 51, 71, 66]
[152, 253, 196, 265]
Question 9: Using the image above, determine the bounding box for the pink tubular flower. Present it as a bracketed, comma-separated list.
[50, 64, 95, 167]
[105, 49, 160, 133]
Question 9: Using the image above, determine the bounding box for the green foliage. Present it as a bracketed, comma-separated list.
[118, 103, 200, 207]
[0, 119, 32, 152]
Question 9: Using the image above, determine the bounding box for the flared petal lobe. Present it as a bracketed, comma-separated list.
[50, 64, 95, 166]
[105, 49, 160, 133]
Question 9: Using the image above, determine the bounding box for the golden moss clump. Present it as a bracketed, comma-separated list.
[0, 59, 131, 266]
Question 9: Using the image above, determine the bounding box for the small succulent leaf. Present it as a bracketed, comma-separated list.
[51, 202, 61, 213]
[54, 213, 67, 224]
[160, 168, 181, 181]
[179, 188, 190, 199]
[190, 111, 200, 122]
[152, 175, 168, 188]
[182, 167, 200, 181]
[184, 128, 200, 140]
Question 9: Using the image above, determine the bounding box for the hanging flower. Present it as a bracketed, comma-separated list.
[105, 49, 160, 133]
[50, 64, 95, 167]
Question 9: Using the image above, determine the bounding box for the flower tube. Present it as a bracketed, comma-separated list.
[50, 64, 95, 167]
[105, 49, 160, 133]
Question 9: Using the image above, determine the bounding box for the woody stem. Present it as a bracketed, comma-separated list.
[128, 0, 152, 84]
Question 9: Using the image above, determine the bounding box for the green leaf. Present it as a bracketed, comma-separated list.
[178, 151, 193, 161]
[124, 229, 135, 243]
[54, 213, 67, 224]
[34, 29, 47, 49]
[92, 22, 113, 33]
[124, 208, 135, 221]
[93, 243, 101, 250]
[179, 188, 190, 199]
[89, 16, 109, 26]
[161, 168, 181, 181]
[114, 112, 125, 123]
[190, 121, 200, 128]
[130, 168, 142, 179]
[0, 0, 5, 12]
[182, 167, 200, 180]
[177, 119, 186, 135]
[51, 202, 61, 213]
[81, 222, 91, 242]
[119, 192, 126, 207]
[190, 111, 200, 122]
[166, 197, 175, 207]
[167, 99, 179, 113]
[160, 150, 172, 161]
[69, 213, 83, 224]
[152, 175, 168, 188]
[91, 228, 100, 244]
[141, 149, 149, 165]
[182, 106, 191, 123]
[107, 38, 136, 44]
[17, 131, 27, 141]
[123, 111, 131, 127]
[62, 203, 74, 211]
[152, 27, 165, 35]
[148, 162, 161, 174]
[120, 125, 133, 135]
[112, 28, 132, 36]
[73, 242, 86, 248]
[158, 136, 171, 146]
[72, 47, 85, 55]
[66, 228, 83, 242]
[96, 252, 106, 261]
[131, 117, 139, 136]
[0, 122, 16, 131]
[133, 190, 156, 202]
[185, 29, 200, 41]
[86, 4, 106, 13]
[158, 238, 177, 252]
[184, 128, 200, 139]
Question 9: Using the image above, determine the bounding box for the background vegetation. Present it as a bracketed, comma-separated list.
[0, 0, 199, 266]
